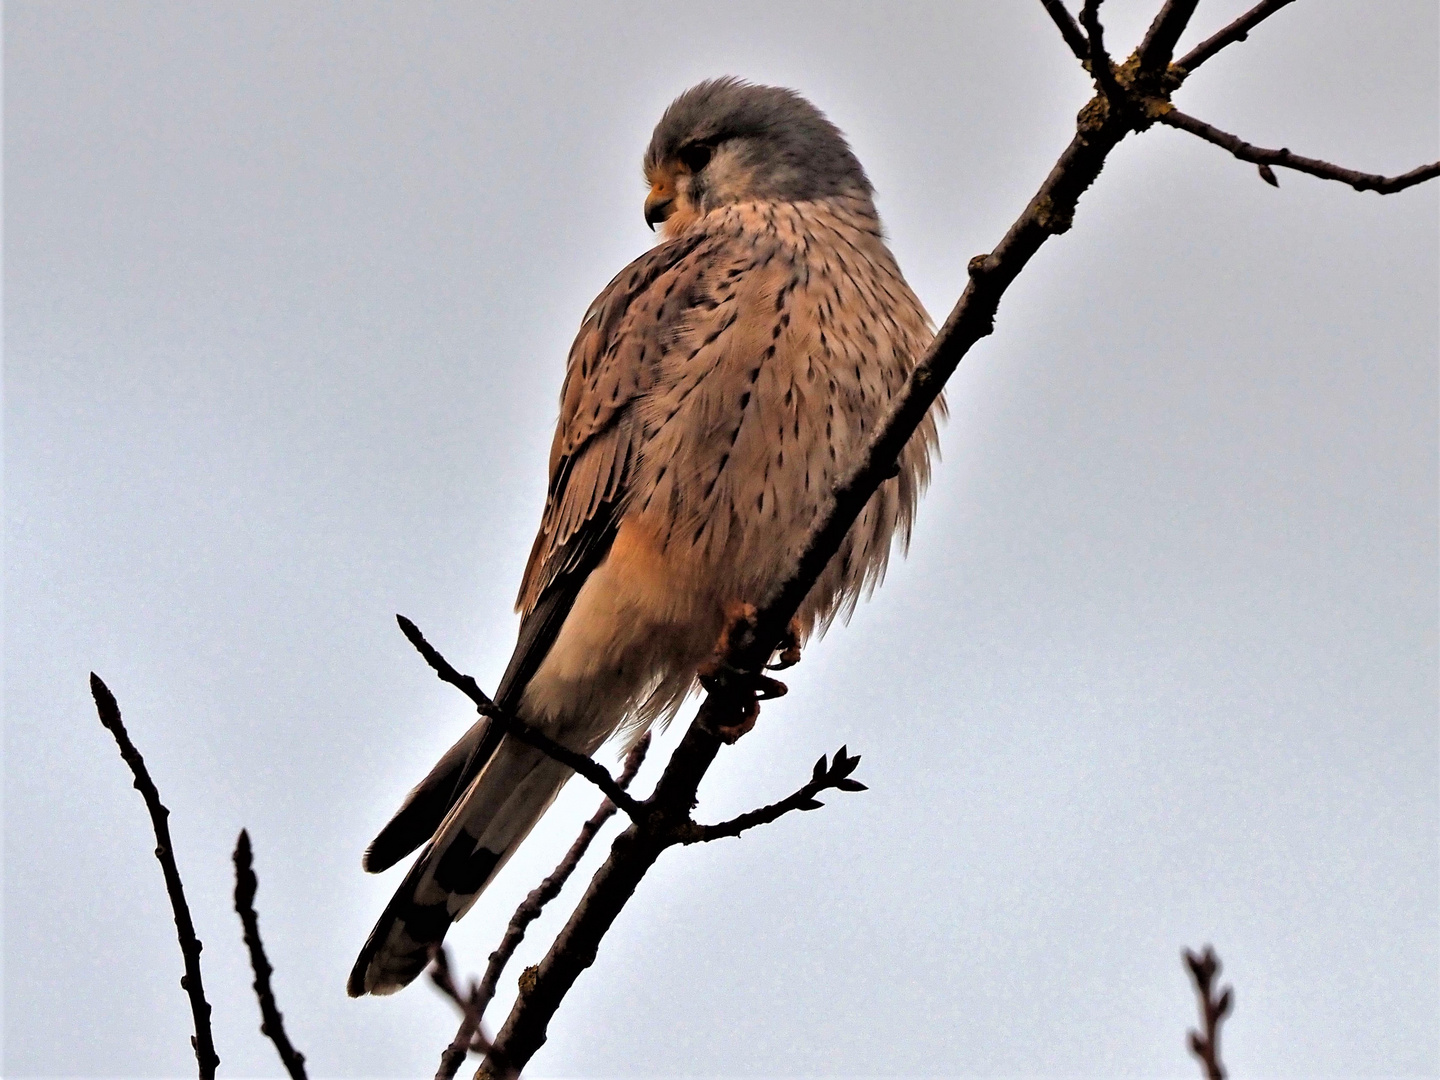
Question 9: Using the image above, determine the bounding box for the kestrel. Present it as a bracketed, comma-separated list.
[350, 78, 943, 996]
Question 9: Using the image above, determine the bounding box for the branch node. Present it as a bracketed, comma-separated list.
[517, 965, 540, 996]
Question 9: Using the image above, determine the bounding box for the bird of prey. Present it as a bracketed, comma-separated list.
[349, 77, 943, 997]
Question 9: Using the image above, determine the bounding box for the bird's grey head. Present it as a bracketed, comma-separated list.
[642, 78, 873, 237]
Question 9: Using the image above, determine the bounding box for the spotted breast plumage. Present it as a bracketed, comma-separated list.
[349, 77, 944, 997]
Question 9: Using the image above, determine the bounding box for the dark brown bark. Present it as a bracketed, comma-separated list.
[1184, 946, 1233, 1080]
[233, 830, 309, 1080]
[434, 734, 652, 1080]
[1160, 109, 1440, 193]
[90, 674, 220, 1080]
[1176, 0, 1299, 72]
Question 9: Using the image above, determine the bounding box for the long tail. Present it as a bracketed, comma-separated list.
[348, 738, 571, 996]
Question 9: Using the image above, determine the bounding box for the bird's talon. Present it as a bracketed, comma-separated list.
[715, 699, 760, 743]
[766, 616, 804, 671]
[755, 674, 788, 700]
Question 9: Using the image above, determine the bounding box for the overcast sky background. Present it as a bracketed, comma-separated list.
[6, 2, 1437, 1077]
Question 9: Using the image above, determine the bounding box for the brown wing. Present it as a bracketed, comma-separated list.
[513, 229, 714, 615]
[364, 231, 719, 874]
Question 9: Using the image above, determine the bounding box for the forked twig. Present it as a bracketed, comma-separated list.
[674, 747, 867, 844]
[432, 948, 492, 1080]
[1184, 946, 1233, 1080]
[433, 733, 653, 1080]
[233, 830, 309, 1080]
[90, 673, 220, 1080]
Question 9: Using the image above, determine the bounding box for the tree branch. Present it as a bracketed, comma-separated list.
[396, 615, 644, 821]
[1080, 1, 1124, 102]
[431, 949, 492, 1080]
[673, 747, 866, 844]
[434, 733, 652, 1080]
[232, 830, 308, 1080]
[1160, 108, 1440, 193]
[1038, 0, 1089, 62]
[1176, 0, 1298, 73]
[89, 673, 220, 1080]
[1137, 0, 1201, 74]
[1184, 946, 1233, 1080]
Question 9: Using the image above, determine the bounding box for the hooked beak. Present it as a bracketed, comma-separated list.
[644, 187, 674, 231]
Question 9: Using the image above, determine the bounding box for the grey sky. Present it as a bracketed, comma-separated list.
[6, 2, 1436, 1077]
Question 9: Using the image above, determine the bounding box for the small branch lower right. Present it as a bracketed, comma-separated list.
[674, 747, 867, 844]
[1184, 946, 1233, 1080]
[1160, 108, 1440, 193]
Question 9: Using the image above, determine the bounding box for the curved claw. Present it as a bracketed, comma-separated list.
[766, 617, 804, 671]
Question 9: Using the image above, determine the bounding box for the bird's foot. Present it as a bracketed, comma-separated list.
[697, 600, 788, 742]
[697, 658, 789, 702]
[766, 616, 803, 671]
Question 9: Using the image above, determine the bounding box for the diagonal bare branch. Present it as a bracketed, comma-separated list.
[1184, 946, 1233, 1080]
[396, 615, 644, 821]
[1080, 1, 1123, 101]
[233, 830, 308, 1080]
[1160, 108, 1440, 193]
[674, 746, 867, 844]
[1137, 0, 1202, 73]
[434, 732, 652, 1080]
[1039, 0, 1090, 61]
[431, 949, 492, 1080]
[90, 674, 220, 1080]
[1176, 0, 1298, 73]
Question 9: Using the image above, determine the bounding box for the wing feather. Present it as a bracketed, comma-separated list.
[514, 230, 714, 614]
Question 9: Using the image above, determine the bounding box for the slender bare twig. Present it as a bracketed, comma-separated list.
[1039, 0, 1089, 61]
[1160, 108, 1440, 193]
[232, 830, 308, 1080]
[1137, 0, 1201, 74]
[1184, 946, 1233, 1080]
[396, 614, 644, 820]
[89, 673, 220, 1080]
[432, 949, 492, 1080]
[1079, 1, 1123, 101]
[434, 733, 652, 1080]
[674, 747, 866, 844]
[1176, 0, 1298, 73]
[478, 734, 651, 1017]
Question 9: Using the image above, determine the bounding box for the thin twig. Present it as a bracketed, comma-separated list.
[477, 734, 651, 1017]
[1184, 946, 1233, 1080]
[674, 747, 866, 844]
[1160, 108, 1440, 193]
[1176, 0, 1298, 72]
[90, 673, 219, 1080]
[1038, 0, 1089, 61]
[232, 830, 308, 1080]
[1137, 0, 1201, 74]
[432, 949, 491, 1080]
[1079, 1, 1123, 102]
[434, 734, 652, 1080]
[396, 615, 644, 820]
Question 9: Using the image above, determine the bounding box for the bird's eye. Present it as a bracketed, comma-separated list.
[678, 142, 714, 173]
